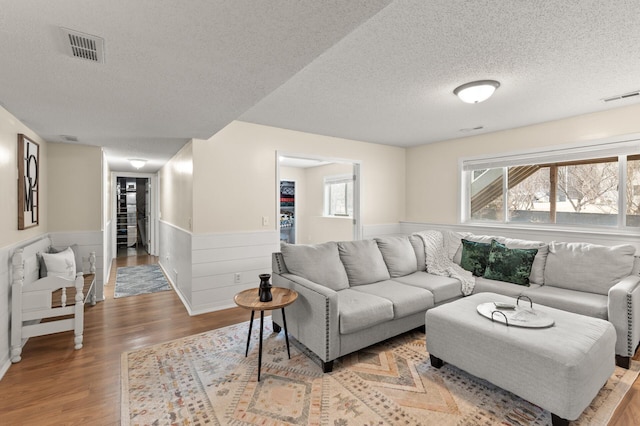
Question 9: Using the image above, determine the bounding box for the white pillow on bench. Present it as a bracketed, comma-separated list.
[41, 247, 76, 281]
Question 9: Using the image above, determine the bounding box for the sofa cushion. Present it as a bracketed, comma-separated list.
[281, 242, 349, 291]
[336, 289, 394, 334]
[392, 271, 462, 304]
[472, 277, 542, 298]
[375, 236, 417, 278]
[521, 286, 609, 320]
[460, 239, 492, 276]
[495, 237, 548, 285]
[632, 256, 640, 276]
[351, 280, 434, 318]
[408, 235, 426, 272]
[483, 240, 538, 286]
[544, 242, 636, 295]
[338, 240, 390, 286]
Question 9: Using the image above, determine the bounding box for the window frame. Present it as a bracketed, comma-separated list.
[324, 174, 354, 217]
[459, 134, 640, 231]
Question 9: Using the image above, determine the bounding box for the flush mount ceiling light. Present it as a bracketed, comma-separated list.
[453, 80, 500, 104]
[129, 159, 147, 169]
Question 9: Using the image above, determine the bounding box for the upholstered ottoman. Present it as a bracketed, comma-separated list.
[426, 292, 616, 425]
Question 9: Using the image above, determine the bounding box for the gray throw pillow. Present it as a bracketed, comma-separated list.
[281, 241, 349, 291]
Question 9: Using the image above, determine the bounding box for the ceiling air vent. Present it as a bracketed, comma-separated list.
[61, 28, 105, 63]
[603, 90, 640, 102]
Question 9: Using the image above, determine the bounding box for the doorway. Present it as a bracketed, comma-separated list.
[116, 177, 150, 257]
[277, 153, 361, 244]
[280, 180, 296, 243]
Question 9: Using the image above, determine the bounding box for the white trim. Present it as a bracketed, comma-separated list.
[158, 218, 192, 235]
[460, 133, 640, 229]
[461, 133, 640, 171]
[110, 172, 159, 257]
[276, 151, 363, 242]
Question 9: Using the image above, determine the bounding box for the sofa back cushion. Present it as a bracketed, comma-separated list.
[544, 241, 636, 295]
[338, 240, 391, 286]
[408, 235, 426, 271]
[375, 236, 418, 278]
[281, 242, 349, 291]
[632, 256, 640, 277]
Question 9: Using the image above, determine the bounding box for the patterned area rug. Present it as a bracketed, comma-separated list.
[114, 264, 172, 298]
[121, 317, 639, 425]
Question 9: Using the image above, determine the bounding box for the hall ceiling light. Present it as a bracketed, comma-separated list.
[129, 159, 147, 169]
[453, 80, 500, 104]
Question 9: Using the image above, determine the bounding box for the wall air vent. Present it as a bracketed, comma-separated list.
[603, 90, 640, 102]
[60, 28, 105, 63]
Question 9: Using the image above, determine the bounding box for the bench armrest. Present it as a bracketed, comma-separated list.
[609, 275, 640, 357]
[272, 272, 340, 362]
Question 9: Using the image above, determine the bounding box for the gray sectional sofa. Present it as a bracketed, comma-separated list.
[271, 232, 640, 372]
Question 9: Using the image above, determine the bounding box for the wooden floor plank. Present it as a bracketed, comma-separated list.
[0, 253, 638, 425]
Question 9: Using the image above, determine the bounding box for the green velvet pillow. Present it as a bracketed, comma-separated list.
[484, 240, 538, 286]
[460, 239, 492, 276]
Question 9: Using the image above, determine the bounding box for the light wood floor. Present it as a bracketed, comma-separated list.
[0, 254, 638, 425]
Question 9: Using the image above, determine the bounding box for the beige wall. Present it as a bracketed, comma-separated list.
[304, 162, 354, 243]
[47, 143, 102, 232]
[193, 121, 405, 234]
[160, 140, 194, 231]
[0, 106, 48, 247]
[406, 103, 640, 224]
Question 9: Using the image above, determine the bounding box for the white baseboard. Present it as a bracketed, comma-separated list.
[0, 357, 11, 381]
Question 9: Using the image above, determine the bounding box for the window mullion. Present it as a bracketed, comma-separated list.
[619, 155, 627, 228]
[503, 167, 509, 223]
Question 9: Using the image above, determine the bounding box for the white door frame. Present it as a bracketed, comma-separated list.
[276, 151, 362, 241]
[110, 172, 159, 257]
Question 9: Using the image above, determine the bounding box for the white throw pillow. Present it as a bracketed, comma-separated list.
[41, 247, 76, 281]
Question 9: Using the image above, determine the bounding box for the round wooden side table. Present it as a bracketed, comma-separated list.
[234, 287, 298, 381]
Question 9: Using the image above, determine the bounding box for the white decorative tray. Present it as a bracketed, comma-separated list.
[477, 298, 554, 328]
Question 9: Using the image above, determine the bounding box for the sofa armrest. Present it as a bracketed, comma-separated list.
[272, 272, 340, 363]
[608, 275, 640, 357]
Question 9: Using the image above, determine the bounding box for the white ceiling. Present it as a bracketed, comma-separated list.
[1, 1, 640, 172]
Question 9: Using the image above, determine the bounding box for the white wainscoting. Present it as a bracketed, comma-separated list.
[362, 223, 405, 239]
[50, 231, 105, 301]
[158, 220, 193, 312]
[0, 245, 11, 380]
[191, 230, 279, 315]
[103, 220, 113, 287]
[400, 221, 640, 253]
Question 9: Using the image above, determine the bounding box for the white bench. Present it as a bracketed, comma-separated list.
[426, 292, 616, 425]
[11, 237, 96, 363]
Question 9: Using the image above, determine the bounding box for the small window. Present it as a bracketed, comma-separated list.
[324, 175, 353, 217]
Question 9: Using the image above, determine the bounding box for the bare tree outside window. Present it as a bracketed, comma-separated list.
[557, 161, 618, 214]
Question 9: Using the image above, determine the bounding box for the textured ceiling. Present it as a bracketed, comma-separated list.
[241, 0, 640, 146]
[1, 1, 639, 172]
[0, 0, 392, 171]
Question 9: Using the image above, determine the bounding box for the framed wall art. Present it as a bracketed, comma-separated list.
[17, 133, 39, 229]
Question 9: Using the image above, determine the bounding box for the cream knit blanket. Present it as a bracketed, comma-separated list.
[416, 230, 475, 296]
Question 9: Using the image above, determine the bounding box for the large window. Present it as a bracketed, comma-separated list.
[324, 175, 353, 217]
[463, 139, 640, 229]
